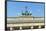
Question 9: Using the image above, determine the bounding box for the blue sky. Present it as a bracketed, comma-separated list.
[7, 1, 45, 17]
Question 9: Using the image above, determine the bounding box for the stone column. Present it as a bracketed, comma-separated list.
[20, 26, 22, 30]
[39, 25, 41, 29]
[31, 26, 33, 29]
[10, 27, 13, 31]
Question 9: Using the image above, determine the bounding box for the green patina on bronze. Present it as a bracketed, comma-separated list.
[22, 6, 32, 16]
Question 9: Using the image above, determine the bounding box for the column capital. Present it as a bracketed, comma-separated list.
[20, 26, 22, 30]
[10, 27, 13, 31]
[31, 26, 33, 29]
[39, 25, 41, 29]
